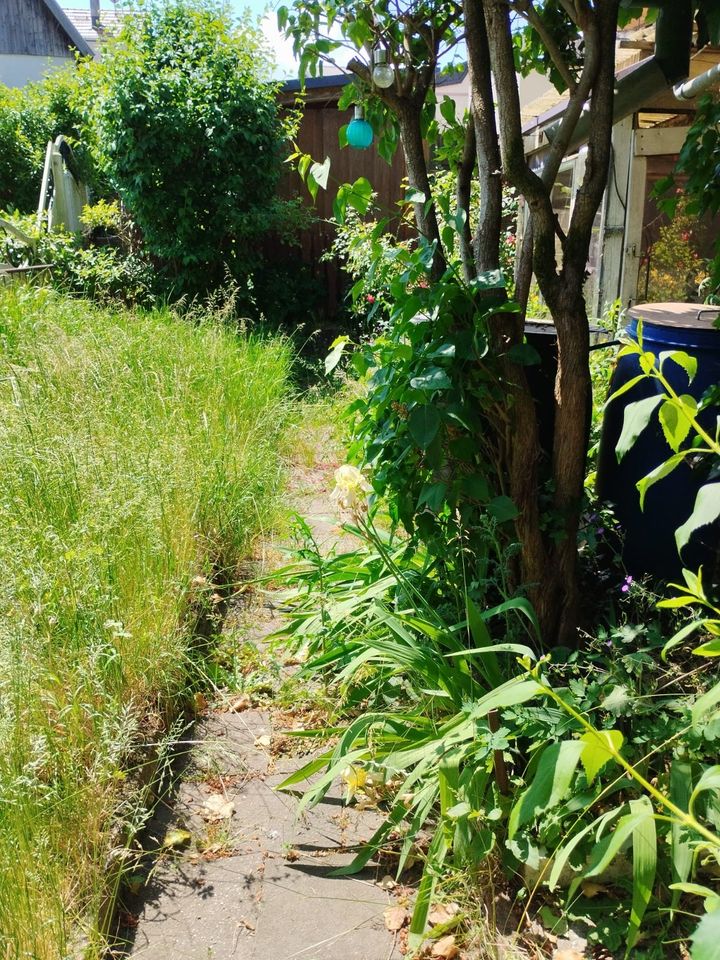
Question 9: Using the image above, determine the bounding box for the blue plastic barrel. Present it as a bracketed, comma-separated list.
[596, 303, 720, 582]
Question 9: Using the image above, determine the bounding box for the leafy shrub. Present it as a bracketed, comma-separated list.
[644, 197, 706, 303]
[273, 325, 720, 956]
[0, 68, 95, 214]
[276, 518, 720, 956]
[0, 213, 155, 305]
[90, 0, 290, 297]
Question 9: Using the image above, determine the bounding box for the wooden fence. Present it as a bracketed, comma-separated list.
[274, 76, 406, 322]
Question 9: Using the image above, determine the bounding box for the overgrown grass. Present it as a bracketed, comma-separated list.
[0, 286, 290, 958]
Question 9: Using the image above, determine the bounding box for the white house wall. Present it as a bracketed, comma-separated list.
[0, 53, 71, 87]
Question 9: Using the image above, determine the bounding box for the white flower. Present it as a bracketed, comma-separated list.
[331, 464, 371, 512]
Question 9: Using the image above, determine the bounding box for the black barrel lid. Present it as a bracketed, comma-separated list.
[628, 302, 720, 330]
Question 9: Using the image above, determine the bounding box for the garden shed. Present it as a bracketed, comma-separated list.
[522, 28, 720, 315]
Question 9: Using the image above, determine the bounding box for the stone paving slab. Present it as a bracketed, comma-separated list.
[125, 708, 401, 960]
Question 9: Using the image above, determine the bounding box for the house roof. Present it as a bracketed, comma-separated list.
[62, 7, 127, 45]
[39, 0, 93, 57]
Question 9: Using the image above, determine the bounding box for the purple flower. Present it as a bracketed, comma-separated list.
[597, 527, 605, 537]
[621, 575, 634, 594]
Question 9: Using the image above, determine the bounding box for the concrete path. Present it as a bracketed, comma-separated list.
[123, 456, 402, 960]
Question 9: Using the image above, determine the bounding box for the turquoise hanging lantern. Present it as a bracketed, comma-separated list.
[347, 106, 373, 149]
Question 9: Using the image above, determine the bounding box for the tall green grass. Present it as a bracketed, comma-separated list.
[0, 286, 290, 958]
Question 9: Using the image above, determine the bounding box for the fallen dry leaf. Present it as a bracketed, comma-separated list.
[284, 848, 300, 862]
[428, 903, 460, 926]
[200, 794, 235, 822]
[384, 905, 408, 932]
[580, 880, 608, 898]
[378, 874, 396, 890]
[227, 695, 251, 713]
[254, 734, 271, 749]
[431, 934, 459, 959]
[553, 950, 585, 960]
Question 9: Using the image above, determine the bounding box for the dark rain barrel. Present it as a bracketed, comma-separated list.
[596, 303, 720, 582]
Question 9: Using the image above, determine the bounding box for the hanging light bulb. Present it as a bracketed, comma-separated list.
[372, 48, 394, 89]
[347, 106, 373, 150]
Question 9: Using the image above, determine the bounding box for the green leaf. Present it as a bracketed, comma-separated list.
[333, 183, 350, 224]
[325, 336, 349, 375]
[580, 808, 647, 882]
[410, 367, 452, 391]
[605, 374, 646, 406]
[662, 618, 707, 659]
[405, 187, 426, 204]
[439, 96, 456, 126]
[658, 395, 697, 452]
[628, 796, 657, 949]
[471, 269, 505, 291]
[507, 342, 541, 366]
[693, 681, 720, 726]
[659, 350, 697, 383]
[408, 829, 450, 950]
[616, 395, 664, 461]
[408, 405, 440, 449]
[487, 495, 519, 523]
[417, 481, 447, 512]
[691, 911, 720, 960]
[548, 808, 622, 891]
[579, 729, 623, 785]
[670, 760, 693, 902]
[637, 452, 687, 510]
[309, 155, 331, 191]
[347, 177, 373, 215]
[509, 740, 585, 838]
[465, 596, 501, 688]
[483, 596, 540, 638]
[447, 643, 535, 659]
[671, 882, 720, 908]
[676, 484, 720, 554]
[693, 638, 720, 657]
[345, 17, 372, 48]
[690, 765, 720, 816]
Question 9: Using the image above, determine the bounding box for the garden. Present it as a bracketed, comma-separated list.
[0, 1, 719, 959]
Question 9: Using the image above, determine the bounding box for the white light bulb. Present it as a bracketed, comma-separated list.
[372, 50, 394, 89]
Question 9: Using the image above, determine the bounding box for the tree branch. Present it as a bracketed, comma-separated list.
[456, 119, 477, 282]
[510, 0, 578, 94]
[464, 0, 503, 273]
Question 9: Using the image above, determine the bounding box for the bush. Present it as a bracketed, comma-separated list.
[90, 0, 290, 297]
[0, 68, 95, 214]
[0, 211, 155, 306]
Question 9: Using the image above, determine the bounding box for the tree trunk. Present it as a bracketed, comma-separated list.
[457, 120, 477, 282]
[396, 100, 447, 278]
[545, 284, 591, 642]
[464, 0, 502, 275]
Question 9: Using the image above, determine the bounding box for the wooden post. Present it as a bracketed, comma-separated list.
[620, 129, 647, 307]
[598, 115, 633, 312]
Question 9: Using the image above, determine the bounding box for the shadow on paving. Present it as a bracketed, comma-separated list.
[115, 707, 401, 960]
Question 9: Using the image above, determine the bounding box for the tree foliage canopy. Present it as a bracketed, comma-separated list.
[90, 0, 289, 295]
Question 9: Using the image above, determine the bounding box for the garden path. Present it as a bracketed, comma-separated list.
[123, 445, 403, 960]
